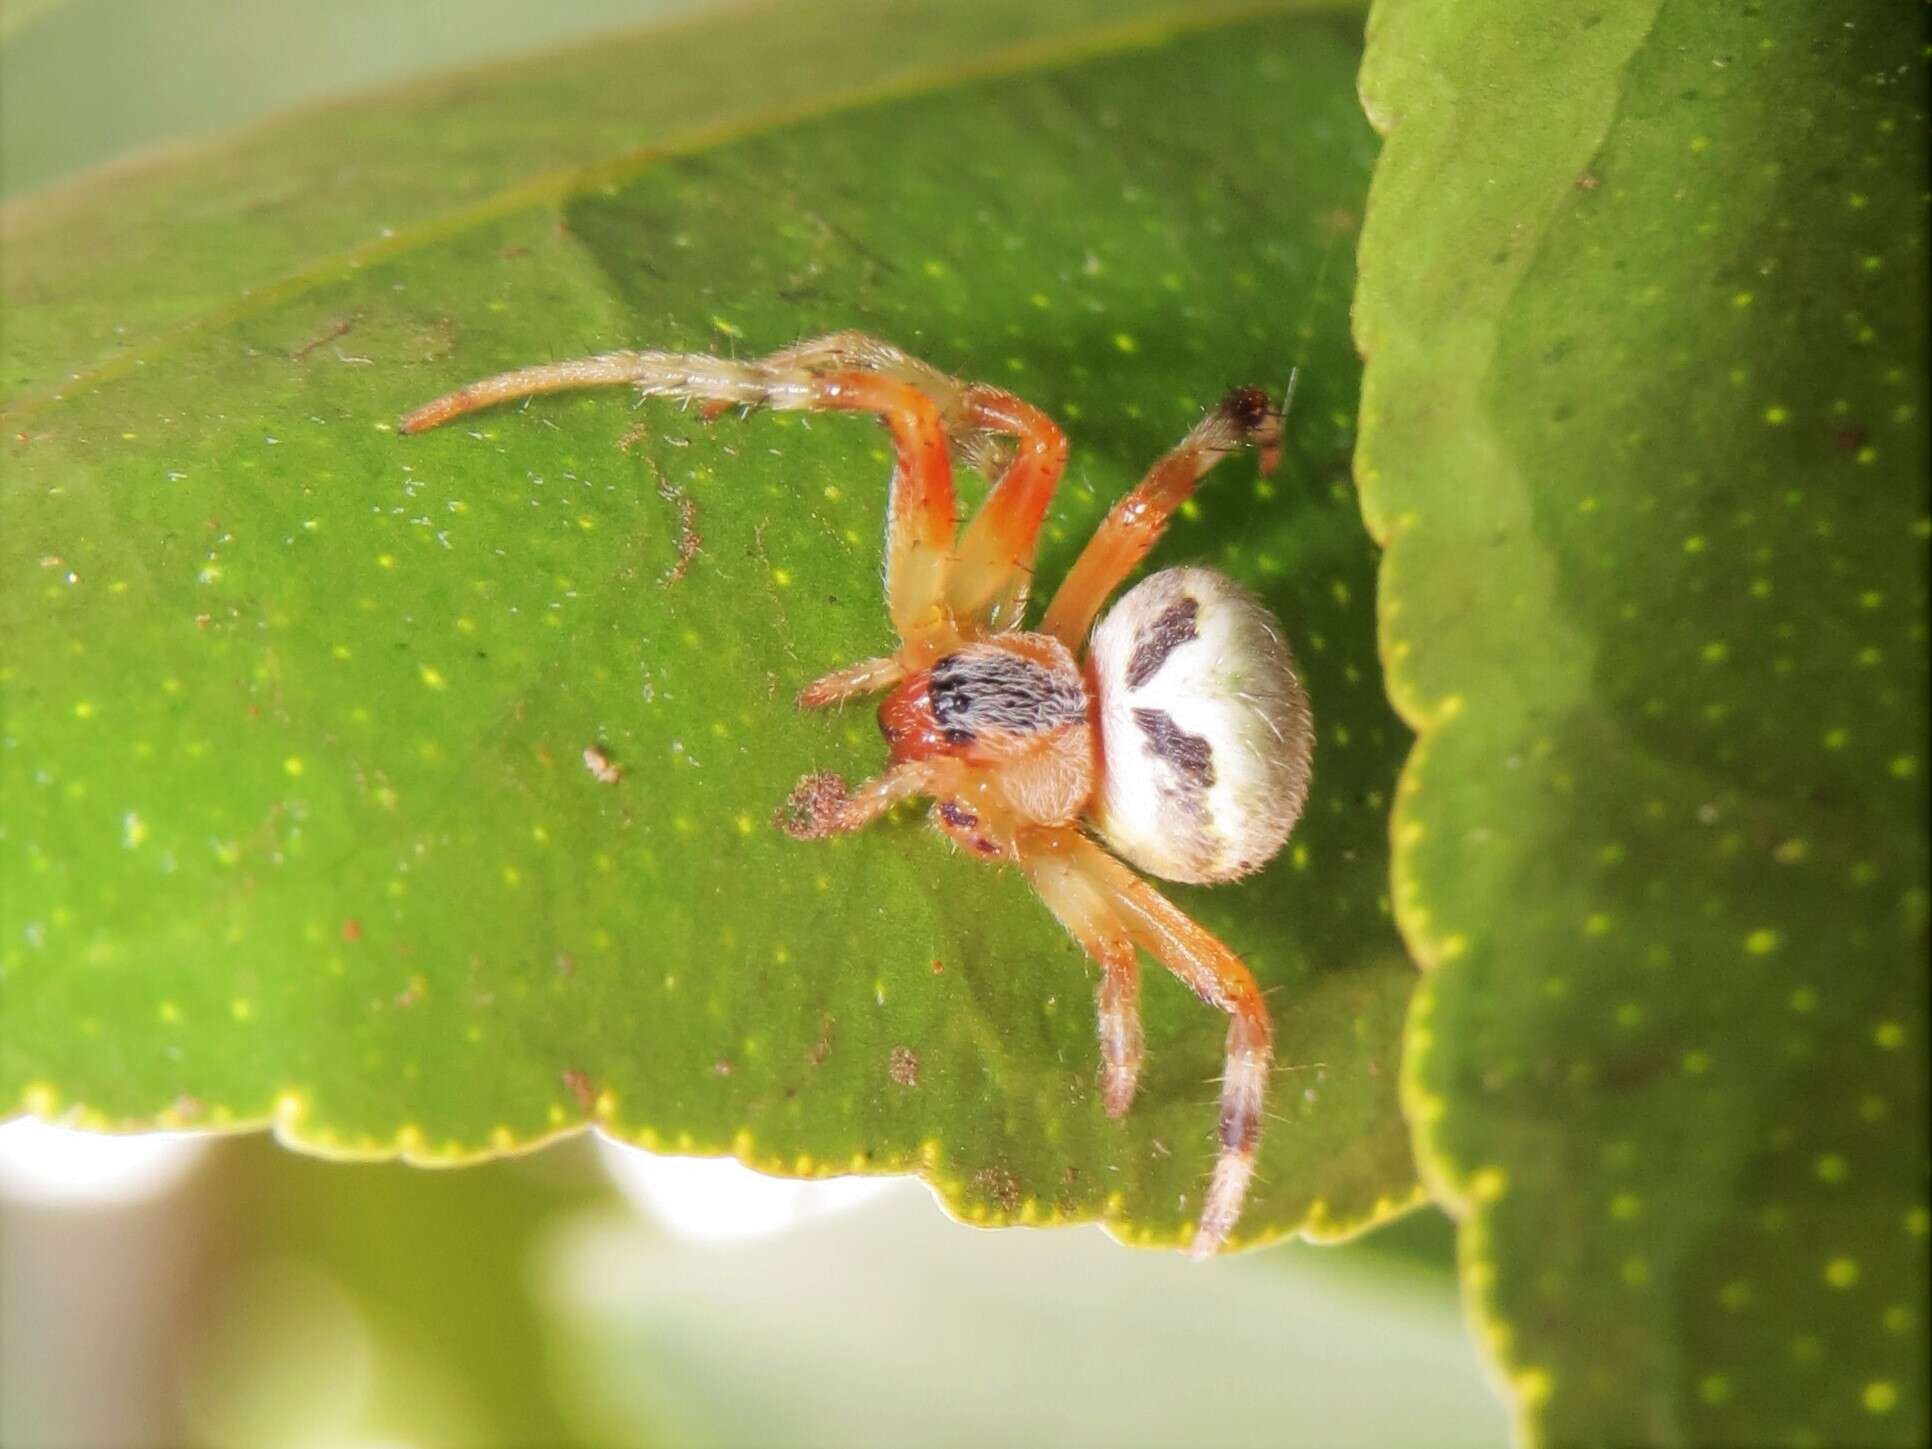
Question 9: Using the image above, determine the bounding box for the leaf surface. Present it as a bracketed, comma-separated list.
[1356, 0, 1928, 1438]
[2, 1, 1418, 1251]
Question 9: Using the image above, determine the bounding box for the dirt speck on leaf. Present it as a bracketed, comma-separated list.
[657, 472, 701, 586]
[808, 1014, 836, 1068]
[971, 1164, 1022, 1213]
[889, 1046, 920, 1088]
[290, 315, 355, 361]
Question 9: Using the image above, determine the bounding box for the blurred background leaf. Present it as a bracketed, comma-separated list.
[1355, 0, 1929, 1442]
[0, 1128, 1504, 1446]
[3, 0, 1417, 1253]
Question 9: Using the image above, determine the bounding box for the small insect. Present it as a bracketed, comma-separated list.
[400, 333, 1313, 1256]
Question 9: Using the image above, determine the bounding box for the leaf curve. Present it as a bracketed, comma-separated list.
[1357, 0, 1928, 1439]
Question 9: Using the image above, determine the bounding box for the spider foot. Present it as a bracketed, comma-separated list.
[775, 771, 852, 840]
[1188, 1039, 1270, 1258]
[1219, 385, 1285, 476]
[1189, 1147, 1258, 1260]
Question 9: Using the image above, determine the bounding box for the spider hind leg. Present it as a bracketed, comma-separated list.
[1020, 839, 1145, 1118]
[1022, 827, 1274, 1257]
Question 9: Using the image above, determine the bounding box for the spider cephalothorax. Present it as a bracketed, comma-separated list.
[400, 333, 1313, 1256]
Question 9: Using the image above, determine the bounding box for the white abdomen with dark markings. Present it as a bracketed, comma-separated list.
[1086, 567, 1312, 884]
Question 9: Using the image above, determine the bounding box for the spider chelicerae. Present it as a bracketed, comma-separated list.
[400, 332, 1313, 1256]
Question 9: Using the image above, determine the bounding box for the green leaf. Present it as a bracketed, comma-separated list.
[1356, 0, 1928, 1441]
[0, 0, 1196, 402]
[3, 2, 1419, 1252]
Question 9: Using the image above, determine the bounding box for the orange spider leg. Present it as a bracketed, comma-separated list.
[1038, 387, 1284, 649]
[811, 370, 958, 664]
[796, 654, 905, 711]
[395, 350, 813, 436]
[398, 349, 963, 662]
[756, 337, 1066, 628]
[1024, 827, 1273, 1258]
[778, 758, 964, 840]
[945, 388, 1070, 633]
[758, 331, 1018, 480]
[1020, 842, 1145, 1118]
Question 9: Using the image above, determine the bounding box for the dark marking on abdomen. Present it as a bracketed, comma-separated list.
[1124, 595, 1200, 688]
[1133, 707, 1215, 790]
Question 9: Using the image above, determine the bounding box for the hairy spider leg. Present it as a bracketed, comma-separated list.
[395, 350, 813, 436]
[778, 758, 965, 840]
[756, 336, 1070, 634]
[1021, 843, 1146, 1118]
[762, 331, 971, 413]
[1038, 387, 1285, 650]
[398, 350, 963, 661]
[795, 654, 906, 711]
[812, 370, 958, 661]
[1026, 827, 1274, 1258]
[945, 388, 1069, 633]
[759, 331, 1018, 483]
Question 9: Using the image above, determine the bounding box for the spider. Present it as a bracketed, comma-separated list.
[399, 333, 1313, 1256]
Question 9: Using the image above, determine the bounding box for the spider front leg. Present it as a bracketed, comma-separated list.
[763, 338, 1071, 635]
[777, 759, 961, 840]
[398, 346, 964, 664]
[945, 388, 1068, 633]
[1039, 387, 1284, 649]
[1022, 827, 1273, 1258]
[795, 654, 906, 711]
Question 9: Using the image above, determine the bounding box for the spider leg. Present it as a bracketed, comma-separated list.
[758, 336, 1068, 634]
[762, 331, 969, 407]
[796, 654, 905, 710]
[945, 388, 1069, 633]
[776, 759, 959, 840]
[1020, 839, 1145, 1117]
[753, 335, 1071, 634]
[399, 348, 961, 659]
[1024, 827, 1273, 1258]
[1038, 387, 1285, 650]
[814, 370, 958, 659]
[761, 332, 1018, 482]
[396, 350, 817, 435]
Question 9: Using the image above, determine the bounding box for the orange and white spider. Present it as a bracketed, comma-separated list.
[399, 333, 1313, 1256]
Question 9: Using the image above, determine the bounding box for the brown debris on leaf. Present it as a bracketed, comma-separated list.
[888, 1046, 921, 1088]
[971, 1165, 1022, 1213]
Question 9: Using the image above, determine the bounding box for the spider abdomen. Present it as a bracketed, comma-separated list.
[1087, 567, 1312, 884]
